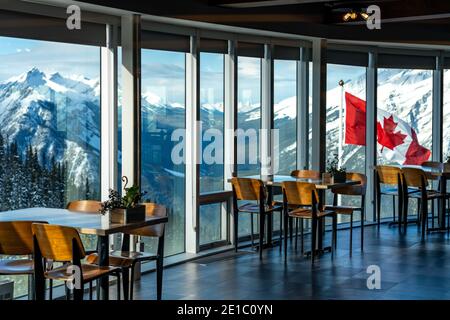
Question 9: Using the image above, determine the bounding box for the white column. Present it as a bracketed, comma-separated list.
[224, 40, 237, 187]
[185, 34, 200, 254]
[261, 44, 274, 176]
[100, 24, 118, 200]
[121, 14, 141, 189]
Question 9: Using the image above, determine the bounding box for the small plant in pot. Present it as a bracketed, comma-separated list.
[100, 176, 147, 224]
[326, 154, 347, 183]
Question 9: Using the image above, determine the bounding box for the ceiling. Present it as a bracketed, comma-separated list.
[75, 0, 450, 46]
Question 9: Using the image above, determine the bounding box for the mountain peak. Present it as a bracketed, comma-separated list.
[24, 67, 46, 87]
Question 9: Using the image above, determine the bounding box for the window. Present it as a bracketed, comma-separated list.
[326, 63, 367, 223]
[199, 52, 227, 246]
[444, 69, 450, 161]
[199, 52, 225, 193]
[0, 36, 101, 297]
[377, 67, 433, 218]
[199, 202, 227, 245]
[237, 56, 261, 237]
[141, 49, 186, 256]
[274, 60, 297, 175]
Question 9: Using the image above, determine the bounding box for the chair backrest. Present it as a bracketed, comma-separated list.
[332, 172, 367, 196]
[282, 181, 319, 207]
[67, 200, 102, 213]
[421, 161, 443, 170]
[230, 177, 265, 201]
[375, 165, 402, 185]
[290, 170, 321, 179]
[125, 203, 167, 238]
[402, 168, 428, 189]
[32, 223, 86, 262]
[0, 221, 46, 255]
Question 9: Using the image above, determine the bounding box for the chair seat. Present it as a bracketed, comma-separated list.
[381, 187, 420, 195]
[0, 259, 33, 275]
[86, 251, 157, 268]
[238, 203, 282, 213]
[325, 205, 361, 215]
[288, 208, 334, 219]
[407, 190, 450, 199]
[45, 263, 119, 283]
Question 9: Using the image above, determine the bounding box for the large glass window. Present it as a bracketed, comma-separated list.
[326, 64, 367, 174]
[274, 60, 297, 175]
[377, 67, 433, 218]
[444, 69, 450, 161]
[199, 52, 226, 246]
[199, 52, 225, 193]
[0, 36, 101, 297]
[141, 49, 186, 256]
[237, 56, 261, 237]
[326, 64, 367, 223]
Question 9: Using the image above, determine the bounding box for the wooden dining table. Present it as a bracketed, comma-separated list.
[0, 207, 168, 300]
[230, 175, 359, 253]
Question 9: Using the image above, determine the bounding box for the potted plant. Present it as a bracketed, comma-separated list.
[100, 176, 147, 224]
[326, 154, 347, 183]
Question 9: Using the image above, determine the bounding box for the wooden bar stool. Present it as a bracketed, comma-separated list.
[231, 178, 282, 259]
[87, 203, 167, 300]
[402, 168, 450, 236]
[282, 181, 336, 265]
[32, 223, 121, 301]
[0, 221, 47, 300]
[325, 173, 366, 255]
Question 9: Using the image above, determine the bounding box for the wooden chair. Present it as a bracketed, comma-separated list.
[421, 161, 448, 228]
[32, 223, 121, 301]
[375, 166, 404, 228]
[402, 168, 450, 235]
[287, 170, 321, 242]
[282, 181, 336, 265]
[231, 178, 282, 259]
[325, 173, 366, 255]
[290, 169, 321, 179]
[87, 203, 167, 300]
[67, 200, 102, 213]
[0, 221, 47, 299]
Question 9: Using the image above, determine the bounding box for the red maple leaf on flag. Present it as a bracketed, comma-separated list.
[377, 115, 407, 151]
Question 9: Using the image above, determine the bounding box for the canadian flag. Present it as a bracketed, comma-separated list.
[344, 92, 431, 165]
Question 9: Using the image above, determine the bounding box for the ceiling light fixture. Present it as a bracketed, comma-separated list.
[342, 9, 370, 22]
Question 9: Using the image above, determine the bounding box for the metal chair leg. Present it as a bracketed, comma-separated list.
[349, 213, 353, 256]
[250, 214, 254, 249]
[295, 219, 298, 252]
[300, 218, 304, 254]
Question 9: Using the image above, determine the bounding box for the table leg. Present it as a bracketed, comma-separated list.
[439, 176, 447, 229]
[97, 235, 109, 300]
[266, 185, 273, 246]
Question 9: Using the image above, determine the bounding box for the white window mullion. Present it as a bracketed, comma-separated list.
[185, 34, 200, 254]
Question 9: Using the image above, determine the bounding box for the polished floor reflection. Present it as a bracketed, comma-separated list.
[113, 223, 450, 300]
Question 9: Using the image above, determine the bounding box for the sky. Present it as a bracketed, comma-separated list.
[0, 35, 365, 107]
[0, 36, 100, 82]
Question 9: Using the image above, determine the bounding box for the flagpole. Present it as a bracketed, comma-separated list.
[338, 80, 345, 168]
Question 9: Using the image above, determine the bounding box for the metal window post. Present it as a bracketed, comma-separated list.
[311, 39, 327, 173]
[433, 53, 444, 162]
[185, 33, 201, 254]
[224, 40, 237, 245]
[298, 47, 310, 170]
[366, 51, 378, 221]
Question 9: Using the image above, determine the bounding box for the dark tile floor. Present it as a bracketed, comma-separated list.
[122, 223, 450, 300]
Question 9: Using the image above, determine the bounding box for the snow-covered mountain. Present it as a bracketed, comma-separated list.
[0, 68, 100, 189]
[1, 66, 447, 197]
